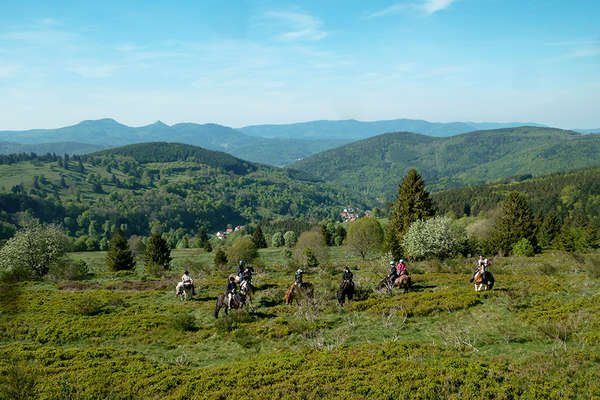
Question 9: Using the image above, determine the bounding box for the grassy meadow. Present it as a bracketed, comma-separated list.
[1, 247, 599, 399]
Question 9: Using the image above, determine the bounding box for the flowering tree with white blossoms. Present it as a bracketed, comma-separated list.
[402, 216, 468, 260]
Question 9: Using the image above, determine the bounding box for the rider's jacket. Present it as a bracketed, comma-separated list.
[226, 281, 236, 293]
[342, 271, 353, 281]
[397, 263, 407, 273]
[294, 273, 303, 284]
[182, 274, 193, 284]
[389, 265, 397, 276]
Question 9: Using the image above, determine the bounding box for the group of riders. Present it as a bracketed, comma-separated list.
[178, 254, 493, 305]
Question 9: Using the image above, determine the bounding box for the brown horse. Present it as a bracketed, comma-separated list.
[337, 280, 354, 305]
[284, 282, 314, 305]
[473, 266, 494, 291]
[376, 272, 411, 293]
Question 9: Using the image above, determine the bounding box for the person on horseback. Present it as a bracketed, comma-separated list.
[295, 269, 303, 287]
[241, 265, 253, 290]
[397, 259, 408, 276]
[470, 256, 489, 282]
[388, 261, 398, 282]
[237, 260, 245, 281]
[181, 270, 195, 295]
[341, 265, 354, 289]
[226, 276, 236, 311]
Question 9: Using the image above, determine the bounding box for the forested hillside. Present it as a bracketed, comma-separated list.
[291, 127, 600, 203]
[0, 141, 104, 155]
[0, 143, 364, 244]
[433, 166, 600, 225]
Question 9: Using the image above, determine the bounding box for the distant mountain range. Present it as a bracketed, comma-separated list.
[239, 119, 547, 140]
[0, 141, 105, 155]
[290, 126, 600, 203]
[1, 118, 596, 166]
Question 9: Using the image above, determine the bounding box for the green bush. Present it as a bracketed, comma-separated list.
[49, 259, 90, 280]
[72, 297, 105, 316]
[512, 238, 535, 257]
[172, 312, 198, 332]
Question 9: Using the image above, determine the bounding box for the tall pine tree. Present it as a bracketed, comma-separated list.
[106, 228, 136, 271]
[252, 224, 267, 249]
[144, 233, 172, 270]
[491, 191, 537, 255]
[385, 169, 435, 260]
[537, 211, 562, 248]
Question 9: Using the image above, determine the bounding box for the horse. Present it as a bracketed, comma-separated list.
[394, 273, 411, 293]
[284, 282, 314, 305]
[376, 272, 411, 293]
[214, 291, 247, 318]
[337, 280, 354, 305]
[175, 282, 193, 301]
[239, 279, 255, 311]
[473, 266, 494, 291]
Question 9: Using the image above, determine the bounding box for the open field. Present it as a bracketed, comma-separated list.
[1, 247, 599, 399]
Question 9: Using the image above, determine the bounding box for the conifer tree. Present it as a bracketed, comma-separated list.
[537, 211, 562, 248]
[491, 191, 537, 255]
[385, 169, 435, 259]
[252, 224, 267, 249]
[196, 227, 209, 248]
[144, 233, 172, 270]
[106, 228, 136, 271]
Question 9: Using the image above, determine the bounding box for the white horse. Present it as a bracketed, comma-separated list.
[175, 282, 194, 301]
[240, 279, 254, 311]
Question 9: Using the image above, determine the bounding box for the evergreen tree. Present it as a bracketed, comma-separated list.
[491, 191, 537, 255]
[537, 211, 562, 247]
[214, 248, 227, 267]
[144, 233, 172, 270]
[196, 227, 209, 247]
[252, 224, 267, 249]
[77, 159, 85, 173]
[553, 224, 575, 253]
[106, 228, 136, 271]
[385, 169, 435, 259]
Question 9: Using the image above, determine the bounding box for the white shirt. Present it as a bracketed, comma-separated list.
[182, 274, 193, 283]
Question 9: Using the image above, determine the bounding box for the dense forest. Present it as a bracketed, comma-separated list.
[0, 143, 364, 246]
[433, 166, 600, 226]
[291, 126, 600, 203]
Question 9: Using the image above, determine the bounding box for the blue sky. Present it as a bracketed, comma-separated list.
[0, 0, 599, 130]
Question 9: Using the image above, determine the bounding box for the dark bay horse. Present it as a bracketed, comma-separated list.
[337, 280, 354, 305]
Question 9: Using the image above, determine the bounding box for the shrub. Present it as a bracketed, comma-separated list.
[226, 237, 258, 266]
[283, 231, 297, 248]
[144, 261, 164, 278]
[72, 297, 105, 316]
[49, 259, 90, 280]
[172, 312, 197, 332]
[512, 238, 535, 257]
[272, 232, 284, 247]
[402, 216, 468, 260]
[0, 364, 39, 400]
[214, 248, 228, 267]
[294, 231, 327, 268]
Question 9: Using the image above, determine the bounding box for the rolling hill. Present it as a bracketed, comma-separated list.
[290, 126, 600, 203]
[0, 141, 105, 155]
[0, 142, 364, 242]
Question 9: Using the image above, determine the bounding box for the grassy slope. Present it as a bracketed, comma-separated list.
[1, 247, 599, 399]
[290, 127, 600, 202]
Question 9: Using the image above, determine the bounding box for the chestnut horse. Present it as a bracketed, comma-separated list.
[284, 282, 314, 305]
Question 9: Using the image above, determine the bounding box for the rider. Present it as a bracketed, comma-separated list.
[397, 259, 408, 276]
[181, 270, 195, 295]
[388, 261, 398, 282]
[226, 276, 237, 311]
[470, 255, 489, 282]
[241, 265, 253, 289]
[341, 265, 354, 288]
[237, 260, 245, 281]
[294, 269, 303, 287]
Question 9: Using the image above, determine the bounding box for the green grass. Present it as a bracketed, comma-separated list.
[1, 248, 599, 399]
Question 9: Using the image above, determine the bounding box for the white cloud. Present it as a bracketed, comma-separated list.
[369, 0, 457, 18]
[263, 11, 327, 41]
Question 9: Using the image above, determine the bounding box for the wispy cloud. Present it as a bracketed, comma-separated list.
[369, 0, 457, 18]
[68, 64, 120, 78]
[263, 11, 327, 41]
[546, 39, 600, 60]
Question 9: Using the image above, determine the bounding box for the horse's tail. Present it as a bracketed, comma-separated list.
[284, 284, 295, 305]
[337, 284, 345, 305]
[214, 295, 223, 319]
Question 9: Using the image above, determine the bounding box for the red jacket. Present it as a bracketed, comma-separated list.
[397, 263, 407, 273]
